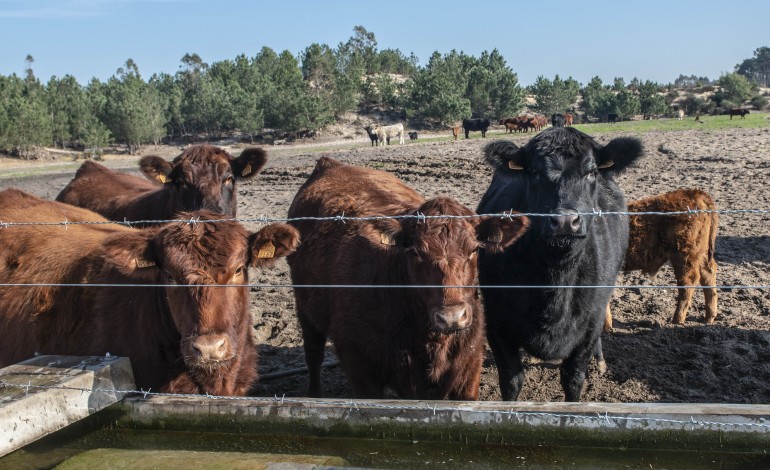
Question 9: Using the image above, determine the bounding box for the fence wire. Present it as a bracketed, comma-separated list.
[1, 379, 768, 433]
[0, 207, 769, 229]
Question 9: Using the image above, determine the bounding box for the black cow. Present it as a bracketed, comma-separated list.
[551, 114, 565, 128]
[364, 126, 378, 146]
[408, 131, 419, 140]
[477, 127, 643, 401]
[462, 118, 491, 139]
[606, 113, 618, 124]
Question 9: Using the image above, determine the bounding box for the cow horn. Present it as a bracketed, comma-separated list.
[598, 160, 614, 169]
[507, 161, 524, 171]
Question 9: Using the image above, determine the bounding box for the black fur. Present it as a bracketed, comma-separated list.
[477, 127, 643, 401]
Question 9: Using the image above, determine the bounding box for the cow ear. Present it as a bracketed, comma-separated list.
[232, 148, 268, 180]
[101, 231, 160, 277]
[248, 223, 300, 268]
[597, 137, 643, 172]
[483, 141, 524, 171]
[139, 156, 174, 184]
[476, 213, 530, 253]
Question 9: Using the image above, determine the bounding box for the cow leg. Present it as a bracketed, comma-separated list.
[593, 336, 607, 376]
[298, 315, 327, 397]
[560, 342, 594, 402]
[671, 256, 699, 324]
[334, 344, 385, 399]
[487, 328, 524, 400]
[701, 256, 718, 324]
[603, 302, 613, 332]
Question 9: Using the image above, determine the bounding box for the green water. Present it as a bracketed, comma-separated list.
[2, 410, 768, 470]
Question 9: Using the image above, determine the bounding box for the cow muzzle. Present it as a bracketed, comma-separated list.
[430, 304, 472, 332]
[548, 211, 584, 236]
[190, 333, 234, 366]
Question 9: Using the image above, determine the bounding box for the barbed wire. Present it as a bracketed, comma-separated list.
[0, 207, 768, 229]
[1, 379, 768, 433]
[0, 282, 765, 289]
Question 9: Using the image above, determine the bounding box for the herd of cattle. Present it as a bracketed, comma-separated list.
[0, 128, 720, 402]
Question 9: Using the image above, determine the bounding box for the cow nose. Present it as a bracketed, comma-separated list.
[432, 305, 471, 331]
[549, 213, 581, 235]
[191, 334, 232, 363]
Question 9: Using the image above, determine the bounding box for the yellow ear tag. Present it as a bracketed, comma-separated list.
[257, 240, 275, 259]
[158, 174, 167, 184]
[380, 233, 396, 246]
[242, 163, 252, 177]
[508, 161, 524, 170]
[135, 259, 156, 268]
[598, 160, 614, 169]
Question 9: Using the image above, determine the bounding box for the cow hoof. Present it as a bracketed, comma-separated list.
[597, 360, 607, 376]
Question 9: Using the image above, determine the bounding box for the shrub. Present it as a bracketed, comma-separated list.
[751, 94, 768, 110]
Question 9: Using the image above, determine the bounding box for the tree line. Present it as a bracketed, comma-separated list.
[1, 28, 767, 156]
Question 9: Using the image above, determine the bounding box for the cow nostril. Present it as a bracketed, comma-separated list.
[570, 215, 581, 231]
[549, 216, 561, 230]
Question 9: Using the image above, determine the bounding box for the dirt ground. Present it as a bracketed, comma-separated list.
[2, 124, 769, 403]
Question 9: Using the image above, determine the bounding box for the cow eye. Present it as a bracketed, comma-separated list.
[586, 171, 597, 182]
[224, 176, 234, 186]
[164, 271, 177, 285]
[234, 265, 244, 276]
[468, 250, 477, 261]
[405, 247, 422, 260]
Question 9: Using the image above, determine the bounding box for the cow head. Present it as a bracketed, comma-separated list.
[371, 198, 528, 333]
[484, 128, 642, 252]
[102, 212, 299, 371]
[139, 145, 268, 217]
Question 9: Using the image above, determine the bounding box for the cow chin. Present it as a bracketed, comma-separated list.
[185, 355, 234, 373]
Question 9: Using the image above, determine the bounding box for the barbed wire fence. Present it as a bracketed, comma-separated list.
[1, 206, 769, 435]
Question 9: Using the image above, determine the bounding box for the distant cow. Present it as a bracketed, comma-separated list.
[462, 118, 491, 138]
[0, 189, 300, 395]
[677, 109, 685, 120]
[564, 113, 573, 127]
[606, 113, 619, 123]
[287, 157, 529, 399]
[477, 128, 644, 401]
[452, 126, 461, 140]
[551, 114, 566, 128]
[364, 126, 379, 146]
[56, 145, 268, 225]
[408, 131, 419, 141]
[606, 188, 718, 329]
[729, 108, 750, 119]
[373, 123, 405, 145]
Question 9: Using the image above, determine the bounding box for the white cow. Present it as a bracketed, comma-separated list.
[677, 109, 685, 120]
[373, 123, 405, 145]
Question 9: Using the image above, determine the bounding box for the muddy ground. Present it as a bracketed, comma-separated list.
[2, 125, 769, 403]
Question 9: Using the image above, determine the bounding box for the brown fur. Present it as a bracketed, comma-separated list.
[452, 126, 460, 140]
[0, 189, 299, 395]
[56, 145, 268, 224]
[287, 157, 528, 400]
[564, 113, 573, 126]
[606, 188, 718, 329]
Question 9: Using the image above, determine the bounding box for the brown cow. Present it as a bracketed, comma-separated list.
[287, 157, 529, 399]
[0, 189, 299, 395]
[606, 188, 718, 330]
[564, 113, 573, 127]
[56, 145, 268, 224]
[452, 126, 461, 140]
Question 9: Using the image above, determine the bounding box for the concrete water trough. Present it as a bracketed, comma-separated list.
[1, 356, 769, 468]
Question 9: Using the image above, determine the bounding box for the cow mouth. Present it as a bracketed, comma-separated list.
[186, 356, 234, 372]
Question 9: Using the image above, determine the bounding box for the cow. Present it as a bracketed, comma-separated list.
[564, 113, 573, 127]
[606, 113, 619, 123]
[551, 114, 566, 128]
[677, 109, 685, 120]
[0, 189, 300, 395]
[373, 123, 405, 145]
[56, 145, 268, 225]
[477, 127, 644, 401]
[729, 108, 750, 119]
[452, 126, 461, 140]
[287, 157, 529, 400]
[605, 188, 718, 330]
[364, 126, 379, 146]
[408, 131, 419, 141]
[462, 118, 491, 138]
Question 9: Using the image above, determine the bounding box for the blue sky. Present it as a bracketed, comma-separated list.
[1, 0, 767, 87]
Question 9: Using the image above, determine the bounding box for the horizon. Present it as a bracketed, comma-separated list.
[0, 0, 767, 87]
